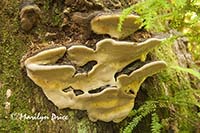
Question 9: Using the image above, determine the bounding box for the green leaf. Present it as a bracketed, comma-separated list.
[170, 66, 200, 80]
[151, 113, 162, 133]
[118, 5, 135, 32]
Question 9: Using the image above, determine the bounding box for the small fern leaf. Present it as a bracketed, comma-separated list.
[118, 5, 135, 32]
[122, 101, 157, 133]
[151, 113, 162, 133]
[170, 66, 200, 80]
[122, 115, 143, 133]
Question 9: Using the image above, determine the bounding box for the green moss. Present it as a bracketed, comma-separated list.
[153, 42, 196, 131]
[77, 118, 97, 133]
[37, 0, 63, 27]
[43, 0, 50, 11]
[0, 0, 38, 131]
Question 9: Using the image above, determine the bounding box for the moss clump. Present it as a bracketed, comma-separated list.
[0, 1, 33, 131]
[153, 42, 198, 131]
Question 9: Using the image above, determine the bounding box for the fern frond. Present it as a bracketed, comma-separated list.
[118, 5, 135, 32]
[122, 88, 200, 133]
[122, 115, 142, 133]
[128, 101, 157, 117]
[170, 66, 200, 80]
[158, 89, 200, 108]
[151, 113, 162, 133]
[122, 101, 157, 133]
[133, 0, 172, 31]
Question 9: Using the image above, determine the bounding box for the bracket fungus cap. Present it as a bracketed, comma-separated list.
[23, 38, 166, 122]
[91, 14, 141, 39]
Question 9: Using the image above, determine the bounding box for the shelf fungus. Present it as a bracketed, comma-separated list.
[23, 38, 166, 122]
[91, 14, 141, 39]
[19, 2, 41, 31]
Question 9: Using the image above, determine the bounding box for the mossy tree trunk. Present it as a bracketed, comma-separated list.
[0, 0, 199, 132]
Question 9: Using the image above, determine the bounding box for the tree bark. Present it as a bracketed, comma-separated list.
[0, 0, 198, 133]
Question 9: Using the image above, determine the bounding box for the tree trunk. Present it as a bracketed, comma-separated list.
[0, 0, 198, 133]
